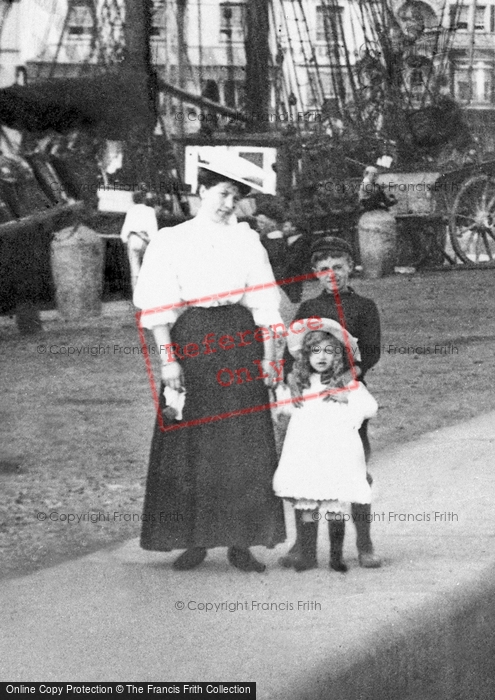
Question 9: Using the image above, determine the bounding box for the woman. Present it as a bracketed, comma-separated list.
[357, 166, 398, 279]
[120, 189, 158, 291]
[134, 154, 286, 572]
[358, 166, 397, 213]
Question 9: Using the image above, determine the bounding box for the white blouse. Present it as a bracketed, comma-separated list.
[134, 214, 283, 329]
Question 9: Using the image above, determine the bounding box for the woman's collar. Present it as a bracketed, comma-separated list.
[194, 210, 238, 227]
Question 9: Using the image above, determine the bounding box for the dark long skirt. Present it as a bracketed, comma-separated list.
[141, 304, 286, 551]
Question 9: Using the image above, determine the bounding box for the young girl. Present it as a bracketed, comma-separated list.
[273, 318, 378, 573]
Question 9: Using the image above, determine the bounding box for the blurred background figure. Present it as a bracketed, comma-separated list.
[120, 189, 158, 291]
[255, 197, 288, 283]
[282, 217, 311, 304]
[358, 166, 397, 213]
[255, 196, 299, 326]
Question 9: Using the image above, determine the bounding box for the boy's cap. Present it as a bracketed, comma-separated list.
[310, 236, 354, 259]
[287, 317, 361, 361]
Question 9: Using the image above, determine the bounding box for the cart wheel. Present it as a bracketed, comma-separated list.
[449, 174, 495, 265]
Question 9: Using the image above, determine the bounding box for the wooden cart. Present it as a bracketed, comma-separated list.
[378, 163, 495, 269]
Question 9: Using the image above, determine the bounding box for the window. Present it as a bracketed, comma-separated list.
[316, 5, 344, 44]
[450, 3, 491, 31]
[410, 68, 425, 87]
[397, 1, 439, 38]
[150, 0, 166, 37]
[67, 1, 94, 37]
[450, 4, 469, 30]
[220, 3, 246, 42]
[454, 69, 470, 100]
[482, 73, 494, 102]
[475, 5, 486, 30]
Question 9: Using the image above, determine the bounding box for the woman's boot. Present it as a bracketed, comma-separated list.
[173, 547, 207, 570]
[329, 519, 348, 572]
[227, 547, 266, 573]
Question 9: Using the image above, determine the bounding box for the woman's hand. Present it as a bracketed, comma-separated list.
[261, 359, 280, 388]
[161, 361, 183, 391]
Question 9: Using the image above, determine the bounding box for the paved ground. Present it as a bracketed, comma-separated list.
[3, 270, 495, 582]
[1, 410, 494, 697]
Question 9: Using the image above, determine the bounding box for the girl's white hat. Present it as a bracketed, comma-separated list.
[287, 317, 361, 363]
[198, 152, 265, 192]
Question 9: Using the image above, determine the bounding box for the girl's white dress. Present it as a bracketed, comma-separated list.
[273, 376, 378, 510]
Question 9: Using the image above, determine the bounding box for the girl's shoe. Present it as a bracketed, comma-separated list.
[280, 510, 317, 571]
[329, 519, 348, 573]
[293, 520, 318, 571]
[330, 557, 348, 573]
[279, 549, 317, 571]
[173, 547, 207, 570]
[293, 554, 318, 572]
[279, 548, 302, 568]
[228, 547, 266, 573]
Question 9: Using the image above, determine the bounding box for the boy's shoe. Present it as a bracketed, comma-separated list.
[358, 552, 382, 568]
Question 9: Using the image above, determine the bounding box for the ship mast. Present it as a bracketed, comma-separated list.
[244, 0, 270, 131]
[123, 0, 156, 183]
[467, 0, 477, 104]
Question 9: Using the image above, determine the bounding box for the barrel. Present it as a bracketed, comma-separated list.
[51, 224, 104, 319]
[358, 210, 397, 279]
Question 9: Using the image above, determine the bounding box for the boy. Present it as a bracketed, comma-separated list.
[283, 236, 382, 568]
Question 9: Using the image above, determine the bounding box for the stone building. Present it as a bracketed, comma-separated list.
[1, 1, 494, 153]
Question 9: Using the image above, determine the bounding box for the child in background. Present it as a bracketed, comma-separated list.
[120, 190, 158, 291]
[274, 319, 378, 573]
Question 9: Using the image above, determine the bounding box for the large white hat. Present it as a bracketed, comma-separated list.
[198, 152, 265, 192]
[287, 317, 361, 363]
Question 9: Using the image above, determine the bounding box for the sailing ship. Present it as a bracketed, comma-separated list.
[0, 0, 490, 314]
[0, 1, 482, 197]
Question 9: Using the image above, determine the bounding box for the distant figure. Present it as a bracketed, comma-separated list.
[358, 166, 397, 213]
[120, 190, 158, 291]
[282, 218, 311, 304]
[255, 199, 288, 282]
[358, 167, 398, 278]
[0, 149, 26, 218]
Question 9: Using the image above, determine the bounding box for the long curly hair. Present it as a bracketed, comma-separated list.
[292, 330, 347, 392]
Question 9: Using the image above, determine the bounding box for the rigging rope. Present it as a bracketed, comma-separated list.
[295, 0, 326, 110]
[278, 0, 305, 118]
[291, 0, 319, 109]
